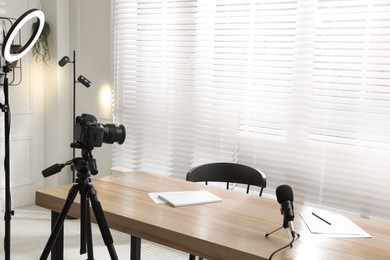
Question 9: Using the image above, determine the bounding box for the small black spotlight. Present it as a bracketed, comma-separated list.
[77, 75, 91, 88]
[58, 56, 70, 67]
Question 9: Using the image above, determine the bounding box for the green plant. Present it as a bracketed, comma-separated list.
[32, 21, 50, 64]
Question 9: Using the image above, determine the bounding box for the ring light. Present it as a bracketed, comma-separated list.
[1, 8, 45, 260]
[1, 9, 45, 63]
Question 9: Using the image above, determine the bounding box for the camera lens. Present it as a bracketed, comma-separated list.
[102, 124, 126, 144]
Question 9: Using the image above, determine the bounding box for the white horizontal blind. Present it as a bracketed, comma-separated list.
[112, 0, 390, 220]
[309, 0, 390, 217]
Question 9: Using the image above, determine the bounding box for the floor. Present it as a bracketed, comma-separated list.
[3, 205, 189, 259]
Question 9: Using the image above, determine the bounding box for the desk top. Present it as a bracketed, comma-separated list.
[36, 171, 390, 260]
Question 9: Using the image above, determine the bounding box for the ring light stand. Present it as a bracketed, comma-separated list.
[1, 9, 45, 260]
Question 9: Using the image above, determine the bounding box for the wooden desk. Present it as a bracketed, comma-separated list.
[36, 171, 390, 260]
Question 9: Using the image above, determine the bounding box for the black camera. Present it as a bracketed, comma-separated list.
[74, 113, 126, 148]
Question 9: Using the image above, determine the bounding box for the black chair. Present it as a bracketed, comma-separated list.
[185, 162, 267, 260]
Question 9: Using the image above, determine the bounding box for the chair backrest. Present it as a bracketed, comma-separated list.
[186, 162, 267, 196]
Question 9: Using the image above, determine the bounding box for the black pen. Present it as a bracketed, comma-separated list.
[312, 212, 331, 225]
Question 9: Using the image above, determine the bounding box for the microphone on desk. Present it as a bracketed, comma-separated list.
[276, 184, 296, 238]
[266, 185, 300, 259]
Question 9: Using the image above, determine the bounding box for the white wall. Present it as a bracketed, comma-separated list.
[41, 0, 73, 187]
[0, 0, 113, 209]
[42, 0, 113, 181]
[43, 0, 113, 184]
[43, 0, 113, 180]
[69, 0, 113, 178]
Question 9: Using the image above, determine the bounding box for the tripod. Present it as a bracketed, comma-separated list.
[40, 153, 118, 260]
[265, 218, 300, 260]
[265, 221, 300, 239]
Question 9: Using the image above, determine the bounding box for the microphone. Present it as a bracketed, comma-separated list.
[276, 185, 296, 238]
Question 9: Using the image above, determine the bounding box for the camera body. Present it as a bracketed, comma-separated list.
[74, 113, 126, 148]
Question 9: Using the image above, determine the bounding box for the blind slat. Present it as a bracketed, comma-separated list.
[112, 0, 390, 220]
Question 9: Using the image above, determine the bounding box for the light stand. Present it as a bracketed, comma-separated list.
[58, 51, 91, 182]
[0, 9, 45, 260]
[1, 61, 12, 260]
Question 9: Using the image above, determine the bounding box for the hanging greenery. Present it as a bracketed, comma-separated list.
[31, 21, 50, 64]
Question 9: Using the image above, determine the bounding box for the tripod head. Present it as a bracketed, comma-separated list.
[71, 142, 98, 175]
[42, 146, 98, 179]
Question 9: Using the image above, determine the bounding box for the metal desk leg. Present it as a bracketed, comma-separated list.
[51, 211, 64, 260]
[130, 236, 141, 260]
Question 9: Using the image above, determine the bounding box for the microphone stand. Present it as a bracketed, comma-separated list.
[265, 218, 292, 237]
[267, 233, 297, 260]
[265, 217, 300, 260]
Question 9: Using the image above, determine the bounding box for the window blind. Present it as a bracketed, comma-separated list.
[112, 0, 390, 220]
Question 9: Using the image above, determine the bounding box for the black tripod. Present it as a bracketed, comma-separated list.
[40, 150, 118, 260]
[265, 218, 300, 260]
[265, 219, 299, 239]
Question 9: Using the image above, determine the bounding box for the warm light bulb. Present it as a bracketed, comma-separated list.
[99, 84, 112, 114]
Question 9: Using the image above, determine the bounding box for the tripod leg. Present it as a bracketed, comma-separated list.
[40, 185, 79, 260]
[50, 211, 63, 260]
[88, 187, 118, 260]
[86, 202, 95, 260]
[80, 188, 87, 254]
[265, 226, 284, 237]
[80, 190, 95, 259]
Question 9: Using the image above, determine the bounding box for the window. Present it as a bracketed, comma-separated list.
[112, 0, 390, 220]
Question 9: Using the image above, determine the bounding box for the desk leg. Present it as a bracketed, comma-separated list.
[130, 236, 141, 260]
[50, 211, 64, 260]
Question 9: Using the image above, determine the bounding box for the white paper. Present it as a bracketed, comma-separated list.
[300, 209, 371, 238]
[149, 190, 222, 207]
[148, 192, 168, 204]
